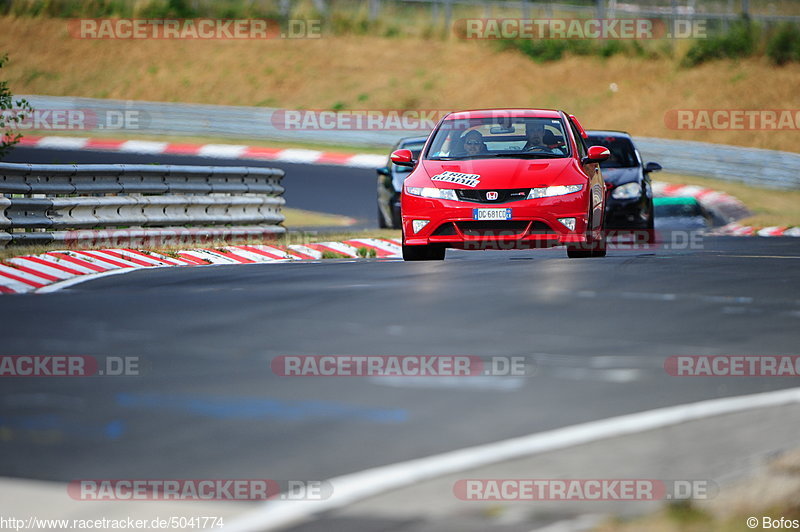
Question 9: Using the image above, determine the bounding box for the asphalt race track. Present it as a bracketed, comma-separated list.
[1, 237, 799, 483]
[1, 147, 799, 523]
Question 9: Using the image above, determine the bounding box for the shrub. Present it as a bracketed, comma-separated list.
[682, 18, 758, 67]
[767, 23, 800, 65]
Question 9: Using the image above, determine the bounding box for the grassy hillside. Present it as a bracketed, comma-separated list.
[1, 16, 799, 152]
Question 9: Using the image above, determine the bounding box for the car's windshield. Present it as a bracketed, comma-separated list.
[392, 141, 426, 173]
[586, 135, 639, 168]
[654, 201, 705, 218]
[426, 116, 570, 160]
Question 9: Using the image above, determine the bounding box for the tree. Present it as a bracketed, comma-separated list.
[0, 53, 34, 159]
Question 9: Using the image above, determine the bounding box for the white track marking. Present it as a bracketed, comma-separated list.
[36, 136, 89, 149]
[36, 268, 141, 293]
[198, 144, 248, 158]
[118, 140, 169, 153]
[275, 149, 323, 163]
[219, 387, 800, 532]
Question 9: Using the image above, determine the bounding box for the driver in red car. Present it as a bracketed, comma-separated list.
[523, 122, 566, 153]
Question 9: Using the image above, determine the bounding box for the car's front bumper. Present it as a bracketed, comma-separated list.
[605, 195, 650, 229]
[402, 193, 590, 249]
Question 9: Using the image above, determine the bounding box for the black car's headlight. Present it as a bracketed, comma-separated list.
[611, 182, 641, 200]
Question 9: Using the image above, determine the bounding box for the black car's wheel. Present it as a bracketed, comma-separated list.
[402, 243, 445, 261]
[378, 204, 388, 229]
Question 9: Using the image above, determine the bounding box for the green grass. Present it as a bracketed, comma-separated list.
[282, 207, 356, 228]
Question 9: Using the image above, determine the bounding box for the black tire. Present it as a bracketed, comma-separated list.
[567, 246, 593, 258]
[567, 212, 606, 258]
[591, 228, 607, 257]
[378, 204, 388, 229]
[403, 244, 445, 261]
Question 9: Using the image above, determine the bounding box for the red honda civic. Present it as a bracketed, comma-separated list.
[396, 109, 611, 260]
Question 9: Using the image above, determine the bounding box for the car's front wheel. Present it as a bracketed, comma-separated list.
[402, 243, 446, 261]
[567, 216, 606, 259]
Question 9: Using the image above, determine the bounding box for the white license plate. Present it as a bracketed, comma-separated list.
[473, 208, 512, 221]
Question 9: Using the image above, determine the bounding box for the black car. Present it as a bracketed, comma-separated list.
[586, 131, 661, 230]
[377, 136, 427, 229]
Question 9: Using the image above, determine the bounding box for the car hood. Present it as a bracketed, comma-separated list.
[418, 158, 575, 188]
[601, 166, 641, 186]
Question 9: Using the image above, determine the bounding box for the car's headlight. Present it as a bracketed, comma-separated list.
[405, 187, 458, 201]
[527, 184, 583, 199]
[611, 182, 641, 200]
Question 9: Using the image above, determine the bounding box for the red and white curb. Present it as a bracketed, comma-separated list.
[0, 238, 402, 295]
[709, 224, 800, 237]
[652, 182, 799, 237]
[17, 135, 386, 168]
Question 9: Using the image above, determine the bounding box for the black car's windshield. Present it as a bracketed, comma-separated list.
[392, 141, 426, 173]
[654, 202, 705, 218]
[586, 135, 639, 168]
[426, 116, 570, 160]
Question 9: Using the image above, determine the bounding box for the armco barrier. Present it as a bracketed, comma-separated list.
[0, 162, 285, 247]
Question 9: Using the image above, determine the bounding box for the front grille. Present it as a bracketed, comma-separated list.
[455, 188, 530, 204]
[457, 221, 531, 237]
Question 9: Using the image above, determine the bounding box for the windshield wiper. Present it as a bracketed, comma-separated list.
[493, 152, 565, 159]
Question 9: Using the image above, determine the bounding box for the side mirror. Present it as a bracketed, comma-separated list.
[377, 167, 390, 176]
[644, 162, 662, 173]
[582, 145, 611, 164]
[390, 149, 415, 168]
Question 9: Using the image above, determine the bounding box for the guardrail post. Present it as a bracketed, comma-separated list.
[596, 0, 605, 20]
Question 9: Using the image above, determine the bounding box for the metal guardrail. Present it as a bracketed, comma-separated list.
[0, 162, 285, 247]
[635, 137, 800, 190]
[15, 95, 800, 189]
[386, 0, 800, 24]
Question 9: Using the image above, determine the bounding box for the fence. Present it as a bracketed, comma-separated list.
[0, 162, 285, 247]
